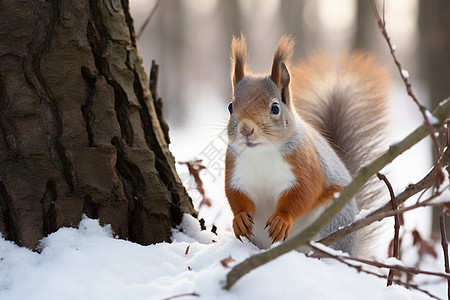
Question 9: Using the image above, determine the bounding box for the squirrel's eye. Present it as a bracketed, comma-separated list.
[270, 103, 280, 115]
[228, 102, 233, 114]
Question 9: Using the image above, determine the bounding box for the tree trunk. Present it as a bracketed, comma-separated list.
[418, 0, 450, 235]
[280, 0, 305, 57]
[0, 0, 195, 249]
[353, 0, 379, 51]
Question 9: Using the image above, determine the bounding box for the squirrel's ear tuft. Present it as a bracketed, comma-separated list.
[231, 33, 247, 89]
[271, 35, 294, 88]
[280, 62, 290, 89]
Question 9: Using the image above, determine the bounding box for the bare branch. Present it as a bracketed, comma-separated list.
[369, 0, 441, 154]
[137, 0, 162, 40]
[377, 172, 400, 286]
[319, 143, 450, 247]
[309, 243, 443, 300]
[309, 243, 450, 280]
[439, 208, 450, 299]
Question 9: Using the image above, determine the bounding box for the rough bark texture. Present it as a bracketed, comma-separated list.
[0, 0, 195, 249]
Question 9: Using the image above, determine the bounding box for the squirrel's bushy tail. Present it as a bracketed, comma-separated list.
[292, 53, 389, 209]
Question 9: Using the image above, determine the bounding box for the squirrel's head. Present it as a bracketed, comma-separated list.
[227, 34, 298, 151]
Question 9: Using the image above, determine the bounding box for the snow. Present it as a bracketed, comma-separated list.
[425, 110, 439, 126]
[354, 207, 377, 222]
[401, 69, 410, 79]
[0, 215, 441, 300]
[381, 256, 406, 267]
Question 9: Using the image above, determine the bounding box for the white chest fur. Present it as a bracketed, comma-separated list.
[230, 145, 297, 248]
[230, 145, 296, 207]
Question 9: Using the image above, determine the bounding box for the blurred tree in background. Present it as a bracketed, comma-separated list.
[419, 0, 450, 233]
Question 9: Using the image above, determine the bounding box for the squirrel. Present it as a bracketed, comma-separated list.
[224, 34, 388, 255]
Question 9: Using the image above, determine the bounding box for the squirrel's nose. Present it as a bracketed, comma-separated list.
[240, 128, 254, 137]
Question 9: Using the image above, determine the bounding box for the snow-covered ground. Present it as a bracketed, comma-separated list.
[0, 216, 441, 300]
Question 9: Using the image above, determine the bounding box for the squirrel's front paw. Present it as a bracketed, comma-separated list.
[265, 213, 292, 244]
[233, 211, 254, 242]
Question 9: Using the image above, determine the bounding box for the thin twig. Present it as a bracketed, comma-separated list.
[438, 120, 449, 160]
[439, 207, 450, 300]
[319, 144, 450, 247]
[319, 184, 449, 248]
[377, 172, 400, 286]
[381, 188, 449, 219]
[149, 60, 160, 101]
[435, 120, 450, 190]
[137, 0, 162, 40]
[369, 0, 441, 154]
[309, 243, 450, 279]
[309, 243, 442, 300]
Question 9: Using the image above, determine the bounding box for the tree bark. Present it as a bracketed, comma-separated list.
[418, 0, 450, 235]
[0, 0, 195, 249]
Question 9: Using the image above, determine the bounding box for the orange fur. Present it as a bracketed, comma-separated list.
[230, 34, 247, 89]
[266, 138, 327, 242]
[270, 35, 294, 86]
[317, 185, 343, 205]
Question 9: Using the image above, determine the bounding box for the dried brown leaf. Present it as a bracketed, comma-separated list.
[179, 160, 212, 208]
[220, 256, 235, 268]
[412, 230, 438, 259]
[406, 272, 414, 283]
